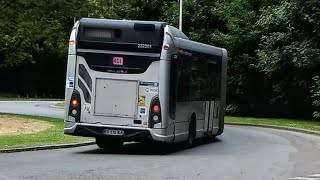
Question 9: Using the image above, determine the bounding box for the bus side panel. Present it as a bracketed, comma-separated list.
[174, 102, 190, 142]
[65, 22, 79, 123]
[64, 55, 77, 122]
[174, 101, 205, 142]
[217, 48, 228, 135]
[203, 101, 210, 133]
[212, 100, 220, 135]
[159, 25, 176, 133]
[157, 59, 170, 129]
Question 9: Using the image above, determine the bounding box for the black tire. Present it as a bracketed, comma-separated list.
[205, 135, 216, 143]
[96, 137, 123, 150]
[186, 120, 196, 148]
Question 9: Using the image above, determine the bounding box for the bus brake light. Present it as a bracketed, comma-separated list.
[152, 104, 160, 113]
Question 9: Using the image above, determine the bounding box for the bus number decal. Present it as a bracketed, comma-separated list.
[138, 44, 152, 49]
[113, 57, 123, 65]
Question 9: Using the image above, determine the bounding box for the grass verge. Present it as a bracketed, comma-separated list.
[225, 116, 320, 132]
[0, 114, 91, 148]
[0, 98, 62, 101]
[54, 102, 65, 108]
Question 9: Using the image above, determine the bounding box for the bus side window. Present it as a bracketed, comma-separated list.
[177, 59, 192, 102]
[207, 60, 221, 100]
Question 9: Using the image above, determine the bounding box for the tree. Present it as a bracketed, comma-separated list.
[0, 0, 90, 97]
[256, 0, 320, 118]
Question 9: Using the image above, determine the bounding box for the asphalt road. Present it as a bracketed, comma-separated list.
[0, 101, 320, 180]
[0, 101, 64, 119]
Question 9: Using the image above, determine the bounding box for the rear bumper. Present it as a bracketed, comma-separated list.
[64, 121, 174, 143]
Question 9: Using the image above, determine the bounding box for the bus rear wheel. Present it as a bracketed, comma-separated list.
[96, 137, 123, 150]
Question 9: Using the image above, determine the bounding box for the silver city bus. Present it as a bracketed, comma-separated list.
[64, 18, 228, 149]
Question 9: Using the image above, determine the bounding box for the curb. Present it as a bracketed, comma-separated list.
[0, 141, 96, 154]
[226, 123, 320, 136]
[1, 124, 318, 153]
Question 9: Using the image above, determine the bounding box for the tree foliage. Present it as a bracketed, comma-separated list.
[0, 0, 89, 68]
[256, 0, 320, 118]
[0, 0, 89, 96]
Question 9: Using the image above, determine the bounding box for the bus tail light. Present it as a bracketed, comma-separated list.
[152, 104, 160, 113]
[149, 96, 161, 128]
[69, 40, 75, 46]
[69, 90, 81, 122]
[71, 99, 79, 107]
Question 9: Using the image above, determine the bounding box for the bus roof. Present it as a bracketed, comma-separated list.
[168, 26, 189, 40]
[174, 37, 226, 58]
[79, 18, 167, 29]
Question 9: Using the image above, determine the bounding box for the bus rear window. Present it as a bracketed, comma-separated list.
[77, 52, 159, 74]
[77, 19, 164, 53]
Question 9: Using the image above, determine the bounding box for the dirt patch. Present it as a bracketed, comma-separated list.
[0, 116, 53, 136]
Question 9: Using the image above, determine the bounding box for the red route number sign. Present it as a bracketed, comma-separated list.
[113, 57, 123, 65]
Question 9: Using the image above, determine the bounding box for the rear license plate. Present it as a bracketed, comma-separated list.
[102, 129, 124, 136]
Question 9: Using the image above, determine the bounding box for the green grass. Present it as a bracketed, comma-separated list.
[0, 98, 63, 101]
[54, 102, 65, 108]
[0, 114, 91, 148]
[225, 116, 320, 132]
[3, 114, 318, 149]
